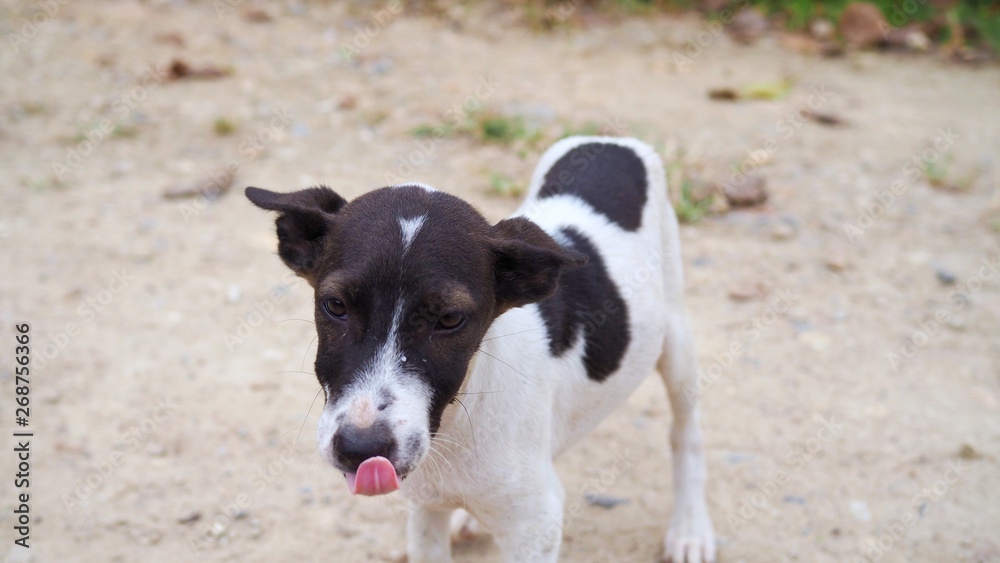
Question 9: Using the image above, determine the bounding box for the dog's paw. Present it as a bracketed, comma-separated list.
[449, 509, 489, 544]
[663, 508, 716, 563]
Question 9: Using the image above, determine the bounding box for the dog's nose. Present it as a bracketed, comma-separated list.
[332, 423, 396, 471]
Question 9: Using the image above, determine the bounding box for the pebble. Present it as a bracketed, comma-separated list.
[799, 332, 831, 352]
[935, 267, 957, 286]
[162, 173, 233, 200]
[826, 251, 849, 272]
[958, 443, 982, 460]
[584, 493, 630, 509]
[849, 499, 871, 521]
[726, 452, 754, 464]
[771, 222, 796, 241]
[227, 284, 242, 303]
[728, 282, 764, 302]
[721, 173, 768, 208]
[726, 7, 768, 45]
[809, 18, 835, 41]
[178, 511, 202, 525]
[839, 3, 888, 48]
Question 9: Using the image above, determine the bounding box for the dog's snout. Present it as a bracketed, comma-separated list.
[332, 422, 396, 471]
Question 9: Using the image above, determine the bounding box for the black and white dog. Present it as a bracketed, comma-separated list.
[246, 136, 715, 562]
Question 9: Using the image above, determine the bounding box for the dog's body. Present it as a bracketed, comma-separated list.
[247, 136, 715, 562]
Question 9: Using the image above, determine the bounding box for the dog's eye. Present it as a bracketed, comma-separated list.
[435, 313, 464, 331]
[322, 298, 348, 320]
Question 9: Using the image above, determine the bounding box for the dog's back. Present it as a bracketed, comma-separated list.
[460, 136, 681, 458]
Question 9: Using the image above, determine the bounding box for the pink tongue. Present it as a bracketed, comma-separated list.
[345, 456, 400, 496]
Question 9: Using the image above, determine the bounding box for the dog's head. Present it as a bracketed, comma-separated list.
[246, 184, 585, 494]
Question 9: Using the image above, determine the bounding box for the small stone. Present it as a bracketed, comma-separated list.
[803, 109, 847, 126]
[162, 173, 233, 200]
[849, 499, 871, 521]
[728, 282, 764, 302]
[936, 268, 957, 285]
[227, 284, 242, 304]
[886, 24, 930, 51]
[799, 332, 831, 352]
[178, 511, 202, 525]
[727, 7, 769, 45]
[726, 452, 754, 464]
[839, 3, 888, 48]
[243, 8, 272, 22]
[708, 87, 740, 101]
[721, 173, 768, 208]
[958, 443, 982, 460]
[584, 493, 630, 509]
[826, 251, 849, 272]
[210, 521, 227, 537]
[146, 443, 167, 457]
[809, 18, 835, 41]
[771, 222, 796, 241]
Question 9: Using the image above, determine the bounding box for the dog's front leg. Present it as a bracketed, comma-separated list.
[407, 506, 453, 563]
[488, 466, 565, 563]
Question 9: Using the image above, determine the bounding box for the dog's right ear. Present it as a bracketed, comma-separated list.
[245, 186, 347, 285]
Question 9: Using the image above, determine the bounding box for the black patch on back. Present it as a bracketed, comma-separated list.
[537, 228, 629, 382]
[538, 143, 648, 231]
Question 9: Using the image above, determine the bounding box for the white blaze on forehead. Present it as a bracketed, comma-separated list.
[399, 215, 427, 254]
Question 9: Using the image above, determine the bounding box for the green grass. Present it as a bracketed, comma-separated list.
[921, 152, 981, 192]
[486, 171, 525, 197]
[478, 114, 528, 144]
[558, 120, 603, 139]
[675, 178, 713, 223]
[665, 161, 713, 223]
[213, 117, 237, 136]
[498, 0, 1000, 52]
[411, 111, 543, 146]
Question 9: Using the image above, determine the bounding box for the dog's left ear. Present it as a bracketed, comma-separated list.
[489, 217, 588, 313]
[245, 186, 347, 285]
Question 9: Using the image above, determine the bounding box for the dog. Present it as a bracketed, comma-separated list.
[246, 136, 715, 562]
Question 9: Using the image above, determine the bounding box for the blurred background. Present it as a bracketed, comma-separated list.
[1, 0, 999, 561]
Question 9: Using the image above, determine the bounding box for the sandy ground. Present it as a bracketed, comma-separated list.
[2, 2, 999, 562]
